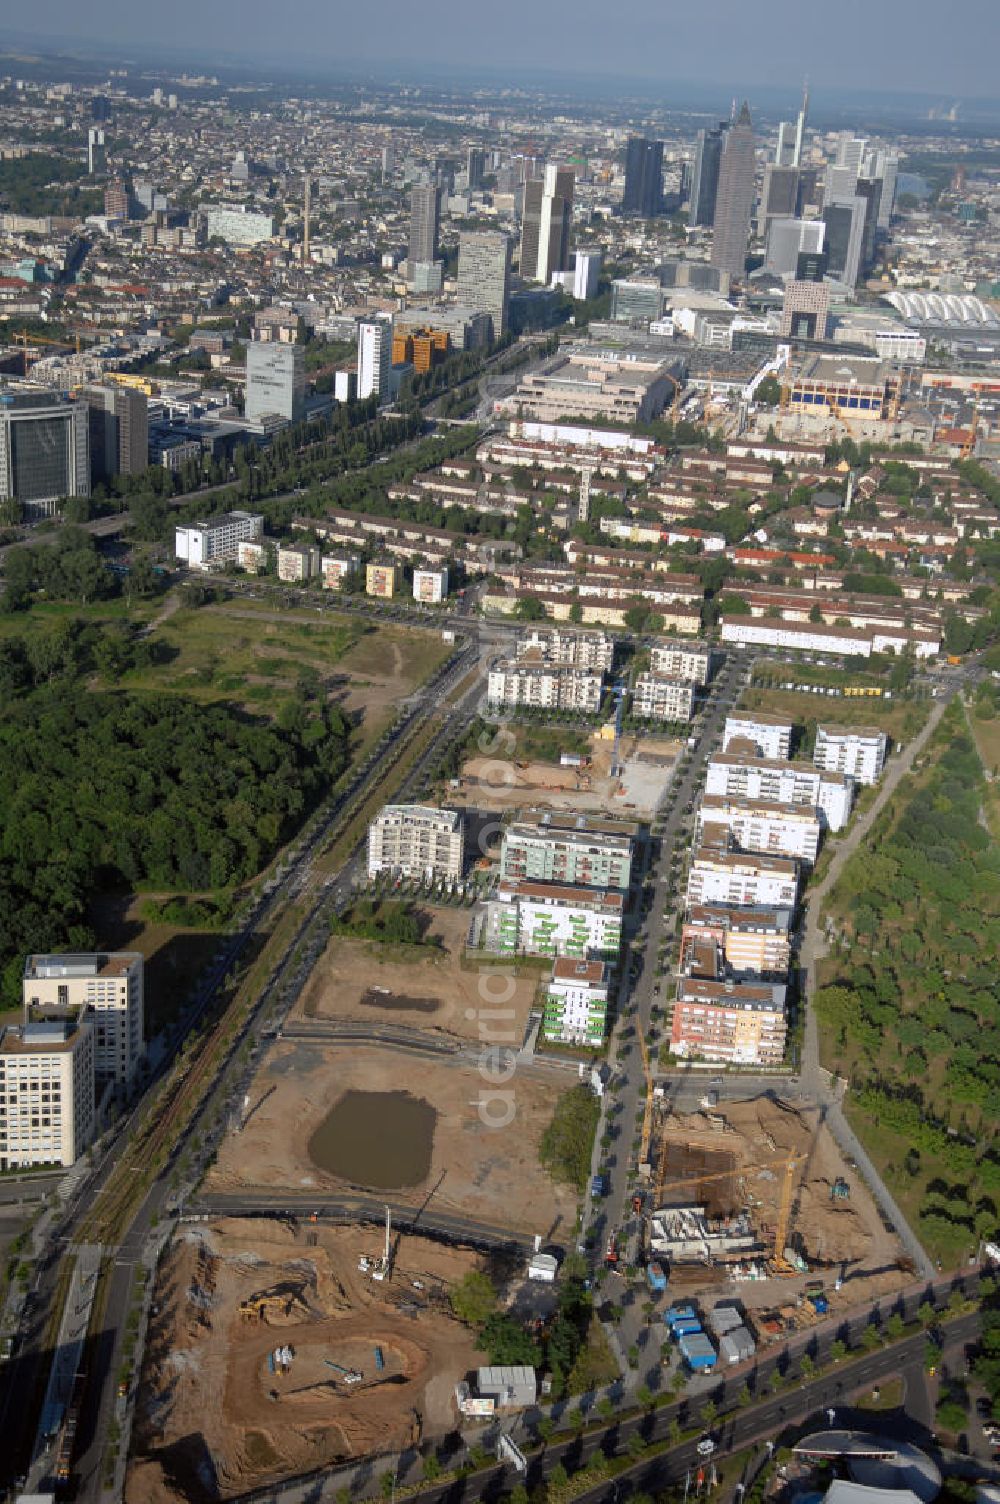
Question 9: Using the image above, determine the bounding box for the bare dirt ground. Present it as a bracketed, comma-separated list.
[294, 906, 538, 1043]
[457, 734, 680, 818]
[653, 1094, 908, 1314]
[205, 1044, 577, 1240]
[127, 1218, 483, 1504]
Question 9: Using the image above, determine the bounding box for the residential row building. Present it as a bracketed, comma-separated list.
[704, 751, 854, 832]
[814, 725, 888, 785]
[632, 675, 696, 723]
[697, 795, 822, 866]
[515, 629, 615, 673]
[499, 814, 635, 892]
[487, 879, 624, 960]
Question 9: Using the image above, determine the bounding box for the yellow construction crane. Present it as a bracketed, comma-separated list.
[12, 327, 82, 361]
[637, 1025, 655, 1171]
[650, 1151, 807, 1272]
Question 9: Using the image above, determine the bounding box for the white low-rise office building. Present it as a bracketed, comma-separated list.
[367, 804, 464, 880]
[814, 725, 888, 785]
[704, 752, 853, 832]
[723, 713, 793, 760]
[175, 510, 264, 568]
[633, 674, 696, 722]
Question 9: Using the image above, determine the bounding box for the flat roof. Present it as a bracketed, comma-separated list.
[700, 794, 821, 823]
[24, 951, 139, 980]
[708, 751, 851, 787]
[496, 879, 623, 911]
[552, 957, 609, 983]
[685, 904, 792, 933]
[690, 847, 798, 876]
[724, 711, 793, 729]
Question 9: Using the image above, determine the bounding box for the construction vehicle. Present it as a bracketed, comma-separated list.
[830, 1177, 850, 1200]
[239, 1284, 306, 1321]
[324, 1359, 363, 1384]
[605, 1235, 619, 1268]
[372, 1205, 393, 1282]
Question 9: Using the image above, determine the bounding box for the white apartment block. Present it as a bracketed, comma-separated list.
[500, 815, 635, 890]
[649, 640, 712, 684]
[490, 878, 624, 959]
[487, 661, 603, 714]
[413, 566, 448, 604]
[367, 804, 464, 880]
[697, 795, 822, 865]
[723, 713, 793, 760]
[705, 752, 853, 832]
[633, 675, 696, 723]
[814, 725, 888, 786]
[515, 629, 615, 673]
[322, 552, 361, 590]
[23, 952, 144, 1092]
[0, 1014, 96, 1169]
[277, 544, 321, 582]
[542, 958, 611, 1046]
[175, 510, 264, 568]
[686, 849, 800, 909]
[237, 539, 268, 573]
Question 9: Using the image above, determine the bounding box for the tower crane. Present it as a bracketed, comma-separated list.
[650, 1151, 806, 1273]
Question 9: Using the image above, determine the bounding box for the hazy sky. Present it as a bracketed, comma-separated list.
[11, 0, 1000, 98]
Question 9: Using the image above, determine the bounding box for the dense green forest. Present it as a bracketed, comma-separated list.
[0, 622, 350, 1003]
[0, 151, 103, 217]
[816, 706, 1000, 1261]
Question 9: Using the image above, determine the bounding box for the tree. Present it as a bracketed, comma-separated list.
[756, 375, 782, 407]
[515, 596, 547, 621]
[549, 1462, 569, 1487]
[830, 1340, 847, 1363]
[421, 1455, 442, 1483]
[478, 1313, 541, 1366]
[450, 1269, 497, 1327]
[699, 1400, 717, 1429]
[886, 1312, 906, 1340]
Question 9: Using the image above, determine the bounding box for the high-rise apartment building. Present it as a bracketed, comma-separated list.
[0, 1012, 96, 1169]
[104, 176, 129, 219]
[457, 231, 511, 340]
[711, 102, 756, 277]
[689, 125, 726, 227]
[367, 804, 465, 880]
[174, 510, 264, 568]
[356, 316, 393, 401]
[23, 952, 144, 1093]
[0, 385, 90, 521]
[79, 382, 148, 483]
[245, 341, 305, 425]
[408, 183, 441, 267]
[520, 165, 574, 283]
[623, 136, 663, 218]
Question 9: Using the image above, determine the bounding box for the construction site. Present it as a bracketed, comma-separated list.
[204, 1039, 579, 1239]
[634, 1094, 910, 1321]
[294, 904, 539, 1043]
[456, 731, 681, 820]
[127, 1217, 486, 1504]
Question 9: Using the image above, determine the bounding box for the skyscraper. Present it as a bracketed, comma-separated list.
[80, 383, 149, 483]
[689, 125, 726, 227]
[467, 147, 486, 191]
[760, 163, 800, 228]
[520, 165, 574, 283]
[356, 317, 393, 401]
[822, 196, 867, 287]
[245, 342, 306, 424]
[457, 231, 511, 340]
[0, 385, 90, 521]
[408, 183, 441, 267]
[711, 102, 756, 277]
[792, 83, 809, 168]
[623, 136, 664, 218]
[87, 127, 106, 176]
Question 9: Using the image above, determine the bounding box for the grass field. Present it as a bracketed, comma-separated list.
[120, 604, 365, 710]
[738, 685, 929, 745]
[0, 597, 159, 639]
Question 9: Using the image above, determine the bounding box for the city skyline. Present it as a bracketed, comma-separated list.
[6, 0, 999, 100]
